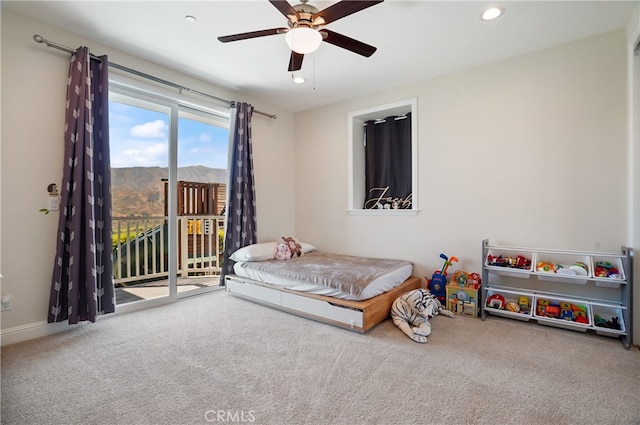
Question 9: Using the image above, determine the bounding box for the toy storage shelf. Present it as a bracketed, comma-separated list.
[480, 239, 633, 349]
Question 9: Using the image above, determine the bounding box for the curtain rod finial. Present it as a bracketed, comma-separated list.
[33, 34, 45, 44]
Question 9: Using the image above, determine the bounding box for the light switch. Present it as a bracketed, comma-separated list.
[47, 195, 60, 211]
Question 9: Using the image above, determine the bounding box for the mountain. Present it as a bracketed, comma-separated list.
[111, 166, 227, 217]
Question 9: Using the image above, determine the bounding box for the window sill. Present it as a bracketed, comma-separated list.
[347, 209, 419, 217]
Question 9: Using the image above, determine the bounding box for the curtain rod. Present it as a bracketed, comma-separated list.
[33, 34, 277, 119]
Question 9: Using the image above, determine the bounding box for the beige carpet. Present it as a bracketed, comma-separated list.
[2, 289, 639, 425]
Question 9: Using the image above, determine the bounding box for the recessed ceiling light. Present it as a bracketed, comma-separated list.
[481, 6, 504, 21]
[185, 15, 197, 23]
[293, 76, 305, 84]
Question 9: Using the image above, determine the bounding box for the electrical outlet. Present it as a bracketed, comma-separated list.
[1, 295, 12, 311]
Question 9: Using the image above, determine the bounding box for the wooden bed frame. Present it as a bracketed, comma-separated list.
[225, 275, 421, 332]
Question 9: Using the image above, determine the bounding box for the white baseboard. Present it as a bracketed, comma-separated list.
[0, 320, 83, 346]
[1, 297, 176, 346]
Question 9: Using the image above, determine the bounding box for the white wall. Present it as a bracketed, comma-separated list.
[297, 30, 627, 268]
[295, 30, 633, 331]
[0, 9, 297, 338]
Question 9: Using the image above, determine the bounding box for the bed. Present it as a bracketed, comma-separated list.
[225, 241, 421, 332]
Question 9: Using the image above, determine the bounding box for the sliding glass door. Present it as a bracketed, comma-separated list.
[109, 89, 229, 306]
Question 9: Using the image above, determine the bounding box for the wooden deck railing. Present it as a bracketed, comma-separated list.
[112, 215, 224, 286]
[164, 181, 226, 216]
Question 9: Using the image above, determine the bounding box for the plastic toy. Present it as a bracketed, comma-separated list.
[545, 305, 560, 318]
[536, 299, 549, 316]
[452, 270, 468, 286]
[445, 271, 481, 317]
[438, 253, 459, 275]
[560, 309, 575, 321]
[505, 302, 520, 313]
[574, 310, 588, 323]
[450, 271, 481, 289]
[518, 296, 530, 312]
[428, 272, 447, 304]
[486, 293, 505, 309]
[572, 304, 587, 314]
[570, 262, 589, 276]
[536, 261, 555, 272]
[594, 314, 621, 330]
[534, 299, 590, 324]
[428, 253, 458, 304]
[594, 261, 622, 279]
[575, 315, 589, 325]
[467, 272, 481, 286]
[514, 255, 531, 269]
[487, 254, 531, 270]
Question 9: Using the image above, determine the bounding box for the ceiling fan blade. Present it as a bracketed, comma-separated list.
[320, 29, 377, 57]
[218, 28, 287, 43]
[269, 0, 299, 19]
[315, 0, 383, 25]
[288, 51, 304, 72]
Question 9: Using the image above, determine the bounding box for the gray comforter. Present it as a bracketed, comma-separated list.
[235, 251, 412, 297]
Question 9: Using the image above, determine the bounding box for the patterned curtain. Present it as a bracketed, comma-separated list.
[48, 47, 115, 324]
[220, 102, 257, 283]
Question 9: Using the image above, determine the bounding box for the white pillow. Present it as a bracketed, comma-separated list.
[229, 240, 317, 262]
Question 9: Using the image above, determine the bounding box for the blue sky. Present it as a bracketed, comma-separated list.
[109, 100, 229, 169]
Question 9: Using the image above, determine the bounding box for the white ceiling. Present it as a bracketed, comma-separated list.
[4, 1, 637, 113]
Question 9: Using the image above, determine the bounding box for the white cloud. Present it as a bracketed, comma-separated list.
[144, 143, 167, 157]
[130, 120, 167, 138]
[112, 143, 168, 167]
[198, 132, 212, 143]
[122, 148, 140, 156]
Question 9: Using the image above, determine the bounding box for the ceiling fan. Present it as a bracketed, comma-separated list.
[217, 0, 384, 72]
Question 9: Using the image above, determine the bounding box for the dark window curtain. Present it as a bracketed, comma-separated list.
[48, 47, 115, 324]
[220, 102, 257, 283]
[364, 113, 412, 209]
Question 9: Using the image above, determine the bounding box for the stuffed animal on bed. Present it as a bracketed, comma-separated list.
[282, 236, 303, 258]
[273, 242, 292, 260]
[390, 288, 455, 343]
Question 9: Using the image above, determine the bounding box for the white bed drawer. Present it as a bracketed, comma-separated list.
[281, 292, 364, 328]
[227, 279, 282, 306]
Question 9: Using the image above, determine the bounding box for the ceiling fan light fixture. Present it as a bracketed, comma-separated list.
[285, 27, 322, 54]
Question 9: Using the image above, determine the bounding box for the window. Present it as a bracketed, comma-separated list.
[348, 98, 418, 215]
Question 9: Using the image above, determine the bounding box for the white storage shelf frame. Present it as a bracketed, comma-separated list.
[481, 239, 633, 349]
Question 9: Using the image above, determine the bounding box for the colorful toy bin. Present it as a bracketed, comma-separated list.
[445, 271, 481, 318]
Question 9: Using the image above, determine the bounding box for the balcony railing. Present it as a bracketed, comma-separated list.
[112, 215, 224, 286]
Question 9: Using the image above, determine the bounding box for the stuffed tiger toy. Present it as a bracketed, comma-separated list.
[391, 288, 455, 343]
